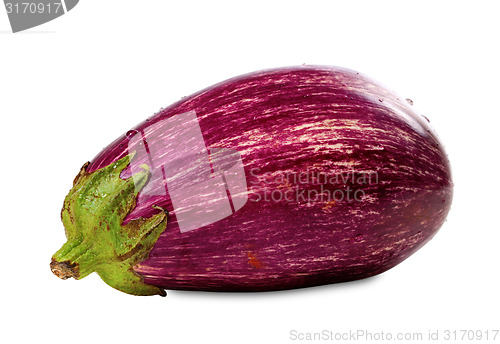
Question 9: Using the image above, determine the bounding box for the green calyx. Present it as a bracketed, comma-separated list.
[50, 153, 168, 296]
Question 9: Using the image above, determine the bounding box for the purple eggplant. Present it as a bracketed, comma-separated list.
[50, 65, 453, 296]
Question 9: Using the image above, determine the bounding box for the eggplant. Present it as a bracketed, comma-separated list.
[50, 65, 453, 296]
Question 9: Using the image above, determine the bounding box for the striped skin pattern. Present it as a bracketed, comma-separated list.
[88, 66, 453, 291]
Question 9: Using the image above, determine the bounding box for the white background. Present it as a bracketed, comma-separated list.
[1, 1, 498, 343]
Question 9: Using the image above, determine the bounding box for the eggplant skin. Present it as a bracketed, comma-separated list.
[89, 65, 453, 292]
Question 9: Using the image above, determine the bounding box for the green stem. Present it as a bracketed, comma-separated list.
[51, 154, 168, 296]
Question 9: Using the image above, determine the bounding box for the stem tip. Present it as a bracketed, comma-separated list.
[50, 258, 80, 280]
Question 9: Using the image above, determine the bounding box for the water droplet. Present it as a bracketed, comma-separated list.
[350, 234, 364, 244]
[378, 98, 383, 102]
[126, 129, 139, 139]
[422, 115, 430, 122]
[406, 98, 413, 105]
